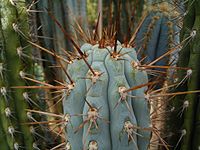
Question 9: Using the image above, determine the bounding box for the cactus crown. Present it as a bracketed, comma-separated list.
[62, 38, 151, 150]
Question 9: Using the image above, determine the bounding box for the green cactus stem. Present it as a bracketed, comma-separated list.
[181, 1, 200, 149]
[0, 6, 13, 149]
[168, 0, 200, 149]
[0, 1, 37, 149]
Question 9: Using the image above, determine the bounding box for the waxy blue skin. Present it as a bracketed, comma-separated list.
[136, 12, 162, 63]
[136, 10, 179, 67]
[124, 52, 150, 150]
[63, 43, 92, 150]
[63, 43, 151, 150]
[83, 47, 111, 150]
[105, 51, 138, 150]
[155, 16, 170, 68]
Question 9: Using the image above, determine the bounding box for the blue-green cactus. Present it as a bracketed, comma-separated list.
[63, 42, 151, 150]
[135, 1, 180, 67]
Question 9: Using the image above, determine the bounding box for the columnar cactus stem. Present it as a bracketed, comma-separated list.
[0, 1, 35, 149]
[0, 9, 13, 149]
[35, 0, 88, 117]
[63, 42, 151, 150]
[181, 1, 200, 149]
[134, 1, 181, 149]
[135, 0, 180, 68]
[169, 0, 200, 149]
[7, 17, 33, 150]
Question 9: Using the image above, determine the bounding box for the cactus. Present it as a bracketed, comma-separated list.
[2, 0, 200, 150]
[21, 1, 153, 148]
[0, 1, 52, 149]
[0, 7, 10, 150]
[63, 41, 151, 150]
[133, 1, 182, 149]
[168, 0, 200, 149]
[0, 1, 34, 149]
[135, 0, 180, 68]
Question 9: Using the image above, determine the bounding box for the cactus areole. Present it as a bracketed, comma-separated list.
[63, 42, 151, 150]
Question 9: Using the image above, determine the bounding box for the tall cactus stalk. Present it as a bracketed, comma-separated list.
[0, 1, 33, 149]
[135, 0, 180, 67]
[133, 1, 181, 149]
[0, 49, 11, 148]
[0, 0, 53, 149]
[168, 0, 200, 149]
[182, 2, 200, 149]
[0, 7, 11, 149]
[33, 0, 88, 113]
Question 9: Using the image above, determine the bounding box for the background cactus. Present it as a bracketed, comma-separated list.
[135, 0, 180, 68]
[102, 0, 145, 42]
[28, 0, 89, 118]
[168, 0, 200, 149]
[0, 1, 57, 149]
[133, 1, 182, 149]
[0, 1, 34, 149]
